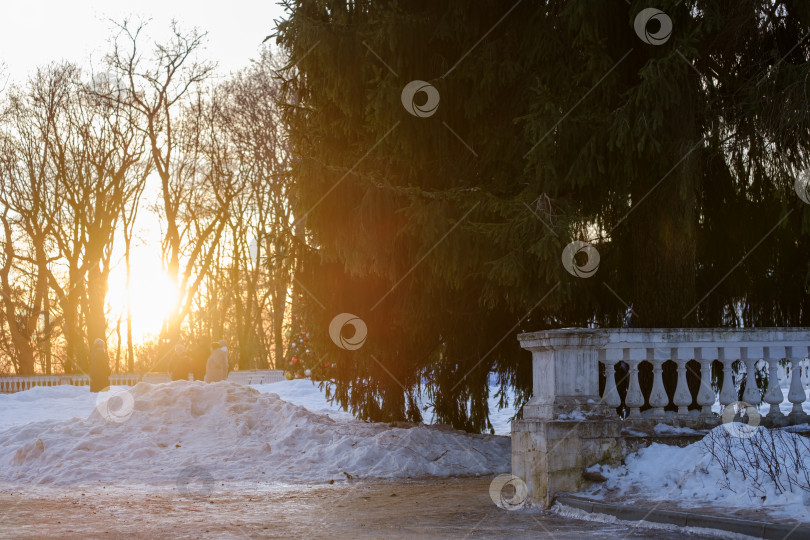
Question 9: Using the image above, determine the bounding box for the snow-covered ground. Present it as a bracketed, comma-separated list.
[0, 378, 521, 435]
[2, 378, 809, 525]
[0, 381, 510, 487]
[585, 425, 810, 522]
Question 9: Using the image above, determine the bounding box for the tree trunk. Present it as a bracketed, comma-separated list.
[43, 292, 51, 374]
[63, 279, 86, 374]
[115, 315, 122, 373]
[272, 283, 287, 370]
[86, 261, 108, 346]
[126, 255, 134, 373]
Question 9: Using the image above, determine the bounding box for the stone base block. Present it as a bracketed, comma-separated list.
[511, 418, 622, 508]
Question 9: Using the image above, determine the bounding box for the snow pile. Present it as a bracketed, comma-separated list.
[251, 379, 354, 420]
[0, 385, 98, 431]
[0, 381, 510, 487]
[586, 425, 810, 521]
[0, 378, 520, 435]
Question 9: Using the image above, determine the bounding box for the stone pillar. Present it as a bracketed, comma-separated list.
[512, 329, 622, 508]
[518, 329, 609, 419]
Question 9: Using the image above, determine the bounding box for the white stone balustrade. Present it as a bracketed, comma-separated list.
[226, 369, 287, 385]
[513, 327, 810, 508]
[0, 374, 141, 393]
[0, 370, 286, 393]
[517, 328, 810, 426]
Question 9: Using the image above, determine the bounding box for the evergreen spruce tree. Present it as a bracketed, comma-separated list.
[276, 0, 810, 430]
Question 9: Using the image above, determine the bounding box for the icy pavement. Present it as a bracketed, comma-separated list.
[0, 478, 735, 539]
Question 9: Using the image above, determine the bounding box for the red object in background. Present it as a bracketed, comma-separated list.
[291, 357, 299, 364]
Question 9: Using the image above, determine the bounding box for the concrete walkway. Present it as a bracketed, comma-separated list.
[556, 494, 810, 540]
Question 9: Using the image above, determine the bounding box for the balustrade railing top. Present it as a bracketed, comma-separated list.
[0, 370, 285, 394]
[517, 328, 810, 427]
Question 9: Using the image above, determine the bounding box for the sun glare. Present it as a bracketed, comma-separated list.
[106, 251, 177, 342]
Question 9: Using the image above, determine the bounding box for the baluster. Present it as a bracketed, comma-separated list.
[718, 347, 739, 410]
[602, 349, 622, 411]
[803, 358, 810, 387]
[672, 347, 693, 416]
[648, 347, 669, 418]
[786, 346, 809, 422]
[763, 346, 786, 422]
[624, 348, 645, 417]
[741, 347, 762, 406]
[695, 347, 718, 417]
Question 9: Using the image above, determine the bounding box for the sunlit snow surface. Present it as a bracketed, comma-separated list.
[3, 379, 808, 523]
[0, 381, 510, 486]
[0, 378, 520, 434]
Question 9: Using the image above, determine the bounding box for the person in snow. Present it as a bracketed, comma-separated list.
[190, 339, 209, 381]
[170, 344, 191, 381]
[89, 338, 111, 392]
[204, 340, 229, 382]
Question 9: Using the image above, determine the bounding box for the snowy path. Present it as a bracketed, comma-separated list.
[0, 478, 727, 539]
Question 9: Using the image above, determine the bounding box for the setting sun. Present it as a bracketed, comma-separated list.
[106, 248, 177, 341]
